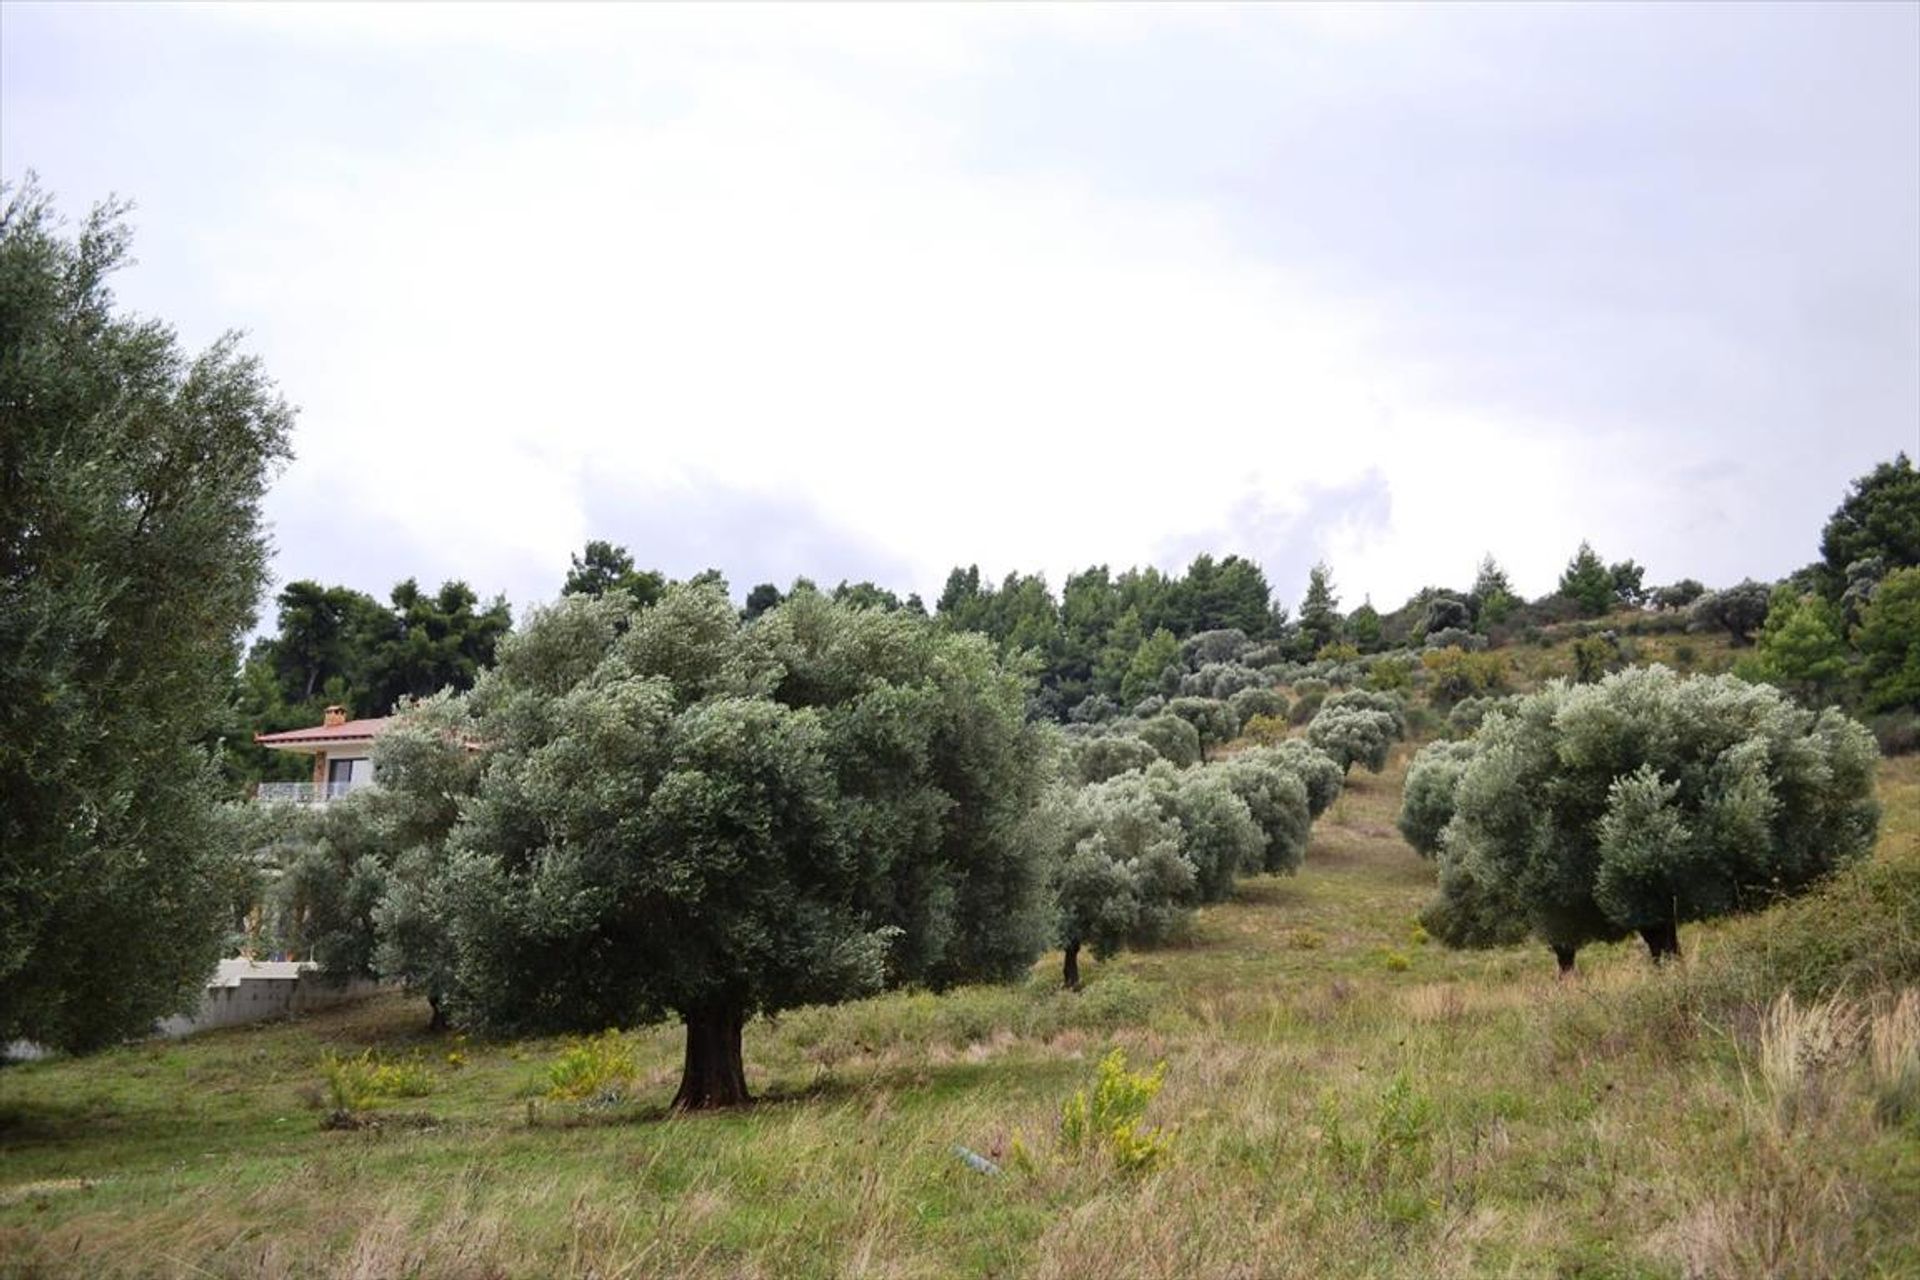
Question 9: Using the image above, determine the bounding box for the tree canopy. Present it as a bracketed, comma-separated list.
[1, 182, 293, 1051]
[1422, 667, 1879, 971]
[370, 585, 1056, 1107]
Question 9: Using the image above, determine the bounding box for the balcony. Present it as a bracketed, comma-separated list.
[254, 780, 374, 805]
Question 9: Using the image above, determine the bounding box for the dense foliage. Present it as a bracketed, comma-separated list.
[1, 183, 293, 1051]
[367, 586, 1055, 1106]
[1421, 668, 1880, 970]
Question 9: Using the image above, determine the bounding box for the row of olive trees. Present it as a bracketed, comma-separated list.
[1046, 739, 1343, 988]
[256, 585, 1353, 1106]
[1397, 667, 1880, 972]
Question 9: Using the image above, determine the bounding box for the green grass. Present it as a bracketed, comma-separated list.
[3, 751, 1916, 1279]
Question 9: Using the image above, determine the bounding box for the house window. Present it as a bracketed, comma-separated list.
[327, 757, 370, 788]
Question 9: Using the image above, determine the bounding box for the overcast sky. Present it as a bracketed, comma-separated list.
[4, 2, 1916, 618]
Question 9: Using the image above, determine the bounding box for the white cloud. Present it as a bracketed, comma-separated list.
[5, 2, 1910, 616]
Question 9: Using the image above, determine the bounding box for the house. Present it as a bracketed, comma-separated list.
[254, 704, 392, 802]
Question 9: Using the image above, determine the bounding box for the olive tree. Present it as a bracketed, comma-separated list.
[1689, 580, 1774, 646]
[1050, 773, 1196, 989]
[407, 586, 1054, 1107]
[1166, 696, 1239, 760]
[1134, 712, 1202, 768]
[1217, 748, 1314, 874]
[1, 183, 294, 1052]
[1431, 667, 1879, 972]
[1306, 705, 1397, 775]
[1396, 739, 1479, 858]
[1322, 688, 1408, 738]
[1229, 686, 1288, 728]
[1262, 738, 1346, 818]
[1071, 732, 1161, 785]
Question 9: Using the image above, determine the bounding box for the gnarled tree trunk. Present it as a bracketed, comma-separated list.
[427, 990, 449, 1032]
[1640, 921, 1681, 964]
[1063, 941, 1082, 992]
[673, 1005, 750, 1110]
[1552, 944, 1578, 977]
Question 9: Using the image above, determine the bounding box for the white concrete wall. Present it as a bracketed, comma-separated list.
[154, 962, 382, 1038]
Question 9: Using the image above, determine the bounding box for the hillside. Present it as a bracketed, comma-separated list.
[3, 737, 1914, 1279]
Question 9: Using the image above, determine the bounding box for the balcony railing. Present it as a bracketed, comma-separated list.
[254, 780, 374, 805]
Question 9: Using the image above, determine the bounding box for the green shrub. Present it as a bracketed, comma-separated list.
[1420, 647, 1507, 705]
[319, 1050, 436, 1111]
[546, 1030, 637, 1102]
[1060, 1048, 1175, 1174]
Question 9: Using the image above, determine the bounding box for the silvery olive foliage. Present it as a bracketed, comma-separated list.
[1050, 772, 1197, 966]
[1182, 629, 1252, 667]
[1395, 739, 1479, 858]
[1165, 697, 1240, 758]
[1217, 748, 1315, 875]
[1321, 688, 1408, 738]
[362, 586, 1055, 1104]
[1179, 662, 1271, 700]
[1071, 732, 1162, 786]
[1446, 695, 1505, 738]
[1133, 712, 1203, 768]
[1689, 580, 1775, 645]
[1428, 667, 1880, 967]
[1140, 763, 1265, 904]
[2, 184, 295, 1052]
[1261, 738, 1347, 818]
[1306, 705, 1399, 775]
[1228, 686, 1289, 729]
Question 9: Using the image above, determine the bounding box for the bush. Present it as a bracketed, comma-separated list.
[1570, 632, 1624, 684]
[1420, 647, 1508, 706]
[1366, 657, 1412, 693]
[1288, 691, 1325, 726]
[1423, 627, 1485, 652]
[547, 1030, 638, 1102]
[1060, 1048, 1175, 1174]
[319, 1050, 437, 1113]
[1239, 713, 1291, 746]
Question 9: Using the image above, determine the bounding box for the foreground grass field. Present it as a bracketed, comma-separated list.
[4, 749, 1916, 1279]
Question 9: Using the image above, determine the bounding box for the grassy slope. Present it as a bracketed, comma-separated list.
[3, 755, 1916, 1278]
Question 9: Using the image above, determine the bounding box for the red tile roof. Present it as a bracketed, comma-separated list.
[254, 716, 393, 747]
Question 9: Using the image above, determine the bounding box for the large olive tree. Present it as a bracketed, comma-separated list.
[386, 586, 1054, 1108]
[1428, 668, 1879, 972]
[1, 183, 293, 1051]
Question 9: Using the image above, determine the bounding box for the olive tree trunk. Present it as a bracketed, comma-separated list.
[1640, 921, 1681, 964]
[1551, 944, 1578, 977]
[672, 1005, 750, 1110]
[1062, 941, 1082, 992]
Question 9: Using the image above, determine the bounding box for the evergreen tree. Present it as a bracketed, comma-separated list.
[1, 182, 294, 1051]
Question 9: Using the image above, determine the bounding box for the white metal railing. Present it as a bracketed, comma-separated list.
[254, 780, 374, 804]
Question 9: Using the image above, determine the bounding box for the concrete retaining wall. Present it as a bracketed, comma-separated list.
[154, 960, 382, 1038]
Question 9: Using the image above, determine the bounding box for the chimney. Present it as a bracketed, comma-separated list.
[323, 705, 347, 728]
